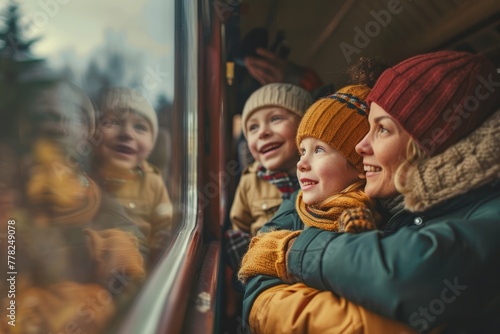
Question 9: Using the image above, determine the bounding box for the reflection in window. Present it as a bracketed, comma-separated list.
[0, 1, 175, 332]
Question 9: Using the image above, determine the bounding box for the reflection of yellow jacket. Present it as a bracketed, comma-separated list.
[249, 283, 439, 334]
[230, 162, 283, 236]
[104, 162, 173, 251]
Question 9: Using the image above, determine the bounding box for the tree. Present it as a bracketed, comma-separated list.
[0, 0, 46, 83]
[0, 0, 49, 141]
[0, 0, 40, 59]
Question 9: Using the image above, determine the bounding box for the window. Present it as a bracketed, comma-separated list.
[0, 1, 197, 333]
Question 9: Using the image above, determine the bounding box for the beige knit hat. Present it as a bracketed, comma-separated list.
[241, 83, 313, 137]
[99, 87, 158, 142]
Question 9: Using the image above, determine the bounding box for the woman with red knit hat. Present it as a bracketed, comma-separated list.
[239, 50, 500, 333]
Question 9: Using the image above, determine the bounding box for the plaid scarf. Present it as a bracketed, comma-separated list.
[224, 229, 252, 270]
[256, 165, 299, 199]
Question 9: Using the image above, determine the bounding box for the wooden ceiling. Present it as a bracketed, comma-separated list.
[239, 0, 500, 87]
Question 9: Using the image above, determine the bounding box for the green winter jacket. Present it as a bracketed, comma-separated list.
[244, 184, 500, 333]
[291, 183, 500, 332]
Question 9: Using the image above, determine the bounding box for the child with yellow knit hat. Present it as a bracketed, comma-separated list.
[226, 83, 313, 269]
[93, 87, 173, 265]
[239, 77, 384, 284]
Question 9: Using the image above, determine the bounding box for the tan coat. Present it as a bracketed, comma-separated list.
[107, 161, 173, 250]
[249, 283, 442, 334]
[230, 161, 283, 236]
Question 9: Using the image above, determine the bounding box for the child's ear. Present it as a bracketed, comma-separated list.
[358, 172, 366, 179]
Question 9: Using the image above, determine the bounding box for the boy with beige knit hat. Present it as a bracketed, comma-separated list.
[226, 83, 313, 269]
[93, 86, 173, 265]
[230, 83, 313, 234]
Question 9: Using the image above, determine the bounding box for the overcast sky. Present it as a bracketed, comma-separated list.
[3, 0, 175, 101]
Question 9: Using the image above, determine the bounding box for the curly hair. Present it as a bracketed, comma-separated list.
[346, 57, 389, 88]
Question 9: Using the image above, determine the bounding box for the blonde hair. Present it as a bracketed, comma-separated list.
[394, 139, 429, 194]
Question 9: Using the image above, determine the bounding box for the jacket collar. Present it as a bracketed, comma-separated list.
[243, 161, 261, 174]
[385, 182, 500, 231]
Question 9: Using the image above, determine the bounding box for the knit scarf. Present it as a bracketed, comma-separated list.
[27, 137, 102, 226]
[295, 181, 375, 231]
[52, 176, 101, 226]
[403, 109, 500, 212]
[257, 165, 299, 199]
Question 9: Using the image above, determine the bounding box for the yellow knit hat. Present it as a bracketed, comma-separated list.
[296, 85, 371, 173]
[241, 83, 313, 138]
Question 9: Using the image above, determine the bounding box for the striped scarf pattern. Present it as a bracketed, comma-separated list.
[257, 165, 299, 199]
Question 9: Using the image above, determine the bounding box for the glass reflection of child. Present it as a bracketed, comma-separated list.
[93, 87, 173, 264]
[4, 81, 146, 334]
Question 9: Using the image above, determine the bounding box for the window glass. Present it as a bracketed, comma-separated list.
[0, 0, 176, 332]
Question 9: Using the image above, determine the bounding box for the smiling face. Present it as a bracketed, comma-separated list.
[355, 102, 412, 198]
[96, 110, 154, 171]
[297, 137, 361, 205]
[245, 107, 301, 173]
[29, 83, 90, 151]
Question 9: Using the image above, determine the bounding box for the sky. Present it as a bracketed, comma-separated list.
[2, 0, 175, 102]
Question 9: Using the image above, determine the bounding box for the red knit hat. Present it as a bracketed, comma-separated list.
[367, 50, 499, 156]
